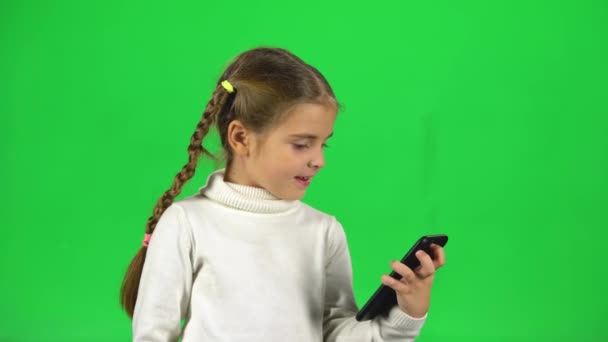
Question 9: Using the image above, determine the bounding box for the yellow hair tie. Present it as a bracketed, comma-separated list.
[221, 80, 234, 93]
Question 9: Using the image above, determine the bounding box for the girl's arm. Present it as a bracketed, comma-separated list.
[132, 203, 194, 342]
[322, 217, 427, 342]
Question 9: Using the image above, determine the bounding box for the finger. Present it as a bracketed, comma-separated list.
[415, 250, 436, 278]
[430, 244, 446, 268]
[381, 274, 411, 294]
[389, 260, 416, 283]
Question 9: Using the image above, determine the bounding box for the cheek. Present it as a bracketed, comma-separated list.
[265, 148, 302, 173]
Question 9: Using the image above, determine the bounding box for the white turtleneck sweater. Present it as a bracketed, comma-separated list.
[132, 168, 427, 341]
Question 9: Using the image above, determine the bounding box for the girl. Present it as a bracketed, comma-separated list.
[120, 47, 446, 342]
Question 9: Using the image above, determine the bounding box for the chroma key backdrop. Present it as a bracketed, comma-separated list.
[1, 0, 607, 341]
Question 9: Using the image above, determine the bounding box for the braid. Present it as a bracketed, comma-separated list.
[120, 84, 229, 318]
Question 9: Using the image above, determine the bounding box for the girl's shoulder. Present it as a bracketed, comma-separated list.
[171, 193, 213, 210]
[299, 201, 333, 218]
[297, 201, 342, 230]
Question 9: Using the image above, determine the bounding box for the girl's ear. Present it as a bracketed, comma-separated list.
[227, 120, 251, 157]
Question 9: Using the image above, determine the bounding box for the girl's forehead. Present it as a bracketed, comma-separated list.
[276, 103, 337, 136]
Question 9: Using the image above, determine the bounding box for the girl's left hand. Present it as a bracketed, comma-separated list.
[380, 244, 446, 319]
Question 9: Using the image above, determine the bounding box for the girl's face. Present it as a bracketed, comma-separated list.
[232, 103, 337, 201]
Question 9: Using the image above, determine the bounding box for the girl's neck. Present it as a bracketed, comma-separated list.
[223, 164, 261, 188]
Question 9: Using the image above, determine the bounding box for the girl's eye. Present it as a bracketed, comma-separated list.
[292, 143, 329, 150]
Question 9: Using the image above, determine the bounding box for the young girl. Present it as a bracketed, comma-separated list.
[120, 47, 446, 342]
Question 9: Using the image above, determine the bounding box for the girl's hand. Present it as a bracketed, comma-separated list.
[380, 244, 446, 318]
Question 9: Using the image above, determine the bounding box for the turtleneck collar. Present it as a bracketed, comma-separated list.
[198, 168, 301, 214]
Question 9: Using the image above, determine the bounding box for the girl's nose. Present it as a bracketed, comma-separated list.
[308, 151, 326, 169]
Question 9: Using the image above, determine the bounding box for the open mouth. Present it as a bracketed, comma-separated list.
[295, 176, 312, 186]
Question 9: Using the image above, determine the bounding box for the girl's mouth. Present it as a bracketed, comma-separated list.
[295, 176, 311, 187]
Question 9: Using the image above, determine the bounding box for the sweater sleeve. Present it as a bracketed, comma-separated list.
[132, 203, 194, 342]
[322, 217, 427, 342]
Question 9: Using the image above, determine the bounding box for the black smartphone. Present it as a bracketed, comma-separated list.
[355, 234, 448, 321]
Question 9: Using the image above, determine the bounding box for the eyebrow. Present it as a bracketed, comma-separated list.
[289, 132, 334, 139]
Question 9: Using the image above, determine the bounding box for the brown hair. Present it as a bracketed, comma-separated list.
[120, 47, 340, 318]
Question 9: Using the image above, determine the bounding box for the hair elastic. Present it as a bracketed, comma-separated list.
[142, 233, 152, 247]
[221, 80, 234, 93]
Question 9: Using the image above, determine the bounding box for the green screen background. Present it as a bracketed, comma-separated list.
[2, 0, 606, 341]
